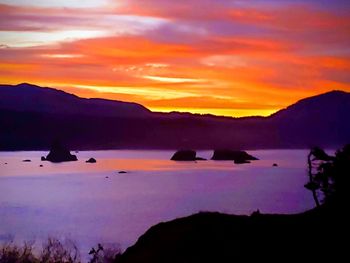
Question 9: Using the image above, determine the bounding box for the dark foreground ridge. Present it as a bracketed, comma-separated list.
[118, 207, 345, 262]
[118, 144, 350, 262]
[0, 208, 346, 263]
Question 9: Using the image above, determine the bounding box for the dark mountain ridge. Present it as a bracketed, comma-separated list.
[0, 84, 349, 150]
[272, 90, 350, 120]
[0, 83, 150, 117]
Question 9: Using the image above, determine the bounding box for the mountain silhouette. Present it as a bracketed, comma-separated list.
[0, 84, 349, 150]
[273, 90, 350, 121]
[0, 83, 150, 117]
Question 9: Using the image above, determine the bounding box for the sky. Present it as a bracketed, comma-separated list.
[0, 0, 350, 117]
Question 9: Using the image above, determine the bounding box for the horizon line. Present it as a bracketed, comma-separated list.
[2, 82, 348, 119]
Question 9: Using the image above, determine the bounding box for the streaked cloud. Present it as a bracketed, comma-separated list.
[143, 76, 205, 83]
[0, 0, 109, 8]
[0, 0, 349, 117]
[0, 30, 109, 47]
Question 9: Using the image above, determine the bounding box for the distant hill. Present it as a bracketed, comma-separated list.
[268, 90, 350, 148]
[0, 83, 349, 150]
[272, 90, 350, 121]
[0, 83, 150, 117]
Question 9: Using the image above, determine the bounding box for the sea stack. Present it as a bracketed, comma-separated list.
[45, 141, 78, 163]
[171, 150, 206, 161]
[211, 150, 258, 163]
[86, 158, 97, 163]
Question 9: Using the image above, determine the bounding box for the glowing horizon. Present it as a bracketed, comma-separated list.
[1, 0, 350, 117]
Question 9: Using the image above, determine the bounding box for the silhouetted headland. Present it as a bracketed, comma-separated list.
[117, 145, 349, 262]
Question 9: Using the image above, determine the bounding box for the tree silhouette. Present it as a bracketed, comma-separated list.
[305, 145, 350, 209]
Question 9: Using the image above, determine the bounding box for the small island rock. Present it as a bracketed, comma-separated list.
[22, 159, 31, 162]
[86, 158, 97, 163]
[45, 141, 78, 163]
[119, 171, 127, 174]
[234, 159, 251, 164]
[211, 150, 258, 163]
[171, 150, 206, 161]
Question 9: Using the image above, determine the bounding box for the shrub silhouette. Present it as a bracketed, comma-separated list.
[305, 144, 350, 209]
[0, 239, 121, 263]
[40, 238, 80, 263]
[0, 242, 36, 263]
[88, 243, 121, 263]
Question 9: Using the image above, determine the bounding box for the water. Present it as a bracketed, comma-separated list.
[0, 150, 315, 254]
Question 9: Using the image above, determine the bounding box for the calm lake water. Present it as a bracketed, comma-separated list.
[0, 150, 317, 254]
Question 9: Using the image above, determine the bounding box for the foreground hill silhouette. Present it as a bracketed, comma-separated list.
[117, 145, 349, 262]
[117, 208, 345, 262]
[0, 83, 349, 150]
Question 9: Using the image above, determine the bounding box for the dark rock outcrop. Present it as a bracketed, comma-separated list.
[211, 150, 258, 162]
[171, 150, 196, 161]
[234, 159, 251, 164]
[41, 156, 46, 161]
[86, 158, 97, 163]
[171, 150, 206, 161]
[118, 171, 127, 174]
[273, 163, 278, 167]
[22, 159, 31, 162]
[45, 141, 78, 163]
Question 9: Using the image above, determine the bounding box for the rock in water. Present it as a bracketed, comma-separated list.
[211, 150, 258, 162]
[234, 159, 251, 164]
[118, 171, 127, 174]
[171, 150, 205, 161]
[22, 159, 31, 162]
[41, 156, 46, 161]
[86, 158, 97, 163]
[273, 163, 278, 167]
[45, 141, 78, 163]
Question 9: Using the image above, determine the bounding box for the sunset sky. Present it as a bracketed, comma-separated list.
[1, 0, 350, 117]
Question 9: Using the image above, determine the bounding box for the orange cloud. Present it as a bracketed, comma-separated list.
[0, 1, 350, 117]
